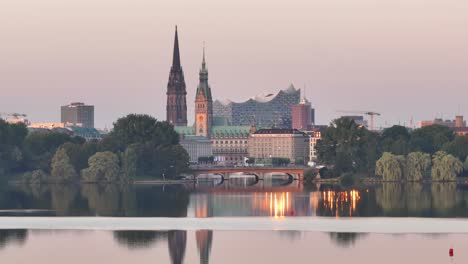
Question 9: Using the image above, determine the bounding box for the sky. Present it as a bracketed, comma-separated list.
[1, 0, 467, 129]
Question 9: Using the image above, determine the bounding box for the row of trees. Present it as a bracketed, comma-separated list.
[1, 114, 190, 183]
[375, 151, 465, 181]
[316, 117, 468, 178]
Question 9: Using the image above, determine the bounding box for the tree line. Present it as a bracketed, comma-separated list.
[316, 117, 468, 180]
[0, 114, 190, 183]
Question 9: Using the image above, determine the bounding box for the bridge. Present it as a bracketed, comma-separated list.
[191, 167, 305, 182]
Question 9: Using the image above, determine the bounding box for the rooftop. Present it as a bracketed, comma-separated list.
[253, 128, 306, 135]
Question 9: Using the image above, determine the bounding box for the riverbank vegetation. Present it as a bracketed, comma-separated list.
[316, 117, 468, 181]
[0, 115, 190, 184]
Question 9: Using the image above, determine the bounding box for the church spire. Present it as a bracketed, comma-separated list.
[172, 26, 181, 69]
[166, 26, 187, 126]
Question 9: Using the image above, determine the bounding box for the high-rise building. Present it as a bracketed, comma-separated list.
[166, 26, 188, 126]
[213, 84, 300, 128]
[61, 102, 94, 128]
[194, 47, 213, 138]
[292, 98, 312, 130]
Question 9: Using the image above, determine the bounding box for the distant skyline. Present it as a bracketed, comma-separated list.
[1, 0, 467, 128]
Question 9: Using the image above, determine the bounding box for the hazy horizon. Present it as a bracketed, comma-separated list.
[1, 0, 467, 128]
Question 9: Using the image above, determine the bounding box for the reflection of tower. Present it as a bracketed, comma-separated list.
[194, 194, 214, 264]
[196, 230, 213, 264]
[168, 230, 187, 264]
[195, 46, 213, 138]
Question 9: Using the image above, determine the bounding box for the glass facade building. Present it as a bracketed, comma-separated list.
[213, 85, 300, 128]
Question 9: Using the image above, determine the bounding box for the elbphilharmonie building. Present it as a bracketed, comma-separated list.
[213, 84, 301, 128]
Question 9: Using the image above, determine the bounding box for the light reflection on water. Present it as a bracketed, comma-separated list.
[2, 182, 468, 218]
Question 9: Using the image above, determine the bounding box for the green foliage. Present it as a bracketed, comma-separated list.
[0, 120, 28, 174]
[121, 144, 139, 181]
[61, 142, 98, 172]
[107, 114, 179, 151]
[380, 125, 410, 155]
[375, 152, 405, 181]
[23, 131, 79, 172]
[464, 157, 468, 172]
[405, 152, 431, 181]
[442, 135, 468, 161]
[82, 152, 121, 183]
[316, 117, 380, 174]
[50, 147, 78, 183]
[431, 151, 463, 181]
[410, 125, 454, 154]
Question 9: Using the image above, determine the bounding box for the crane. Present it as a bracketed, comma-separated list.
[336, 110, 381, 131]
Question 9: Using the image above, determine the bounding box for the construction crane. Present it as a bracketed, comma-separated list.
[336, 110, 381, 131]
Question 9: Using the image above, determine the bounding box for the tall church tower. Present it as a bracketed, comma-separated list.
[195, 47, 213, 138]
[166, 26, 188, 126]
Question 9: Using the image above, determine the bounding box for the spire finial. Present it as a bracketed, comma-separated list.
[172, 26, 181, 68]
[202, 41, 206, 68]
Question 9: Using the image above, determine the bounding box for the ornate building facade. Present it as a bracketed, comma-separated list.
[166, 26, 188, 126]
[194, 48, 213, 138]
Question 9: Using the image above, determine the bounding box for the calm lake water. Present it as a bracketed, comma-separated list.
[1, 179, 467, 263]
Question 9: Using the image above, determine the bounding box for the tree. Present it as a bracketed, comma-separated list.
[0, 120, 28, 174]
[61, 142, 98, 172]
[107, 114, 179, 151]
[380, 125, 410, 155]
[23, 131, 78, 172]
[50, 147, 78, 183]
[410, 125, 454, 154]
[121, 144, 139, 181]
[431, 151, 463, 182]
[81, 151, 121, 183]
[405, 152, 431, 181]
[316, 117, 380, 174]
[442, 135, 468, 161]
[375, 152, 405, 181]
[464, 157, 468, 173]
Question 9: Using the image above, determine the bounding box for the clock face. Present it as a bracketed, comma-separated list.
[197, 114, 205, 122]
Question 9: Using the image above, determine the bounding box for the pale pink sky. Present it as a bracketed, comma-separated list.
[1, 0, 467, 128]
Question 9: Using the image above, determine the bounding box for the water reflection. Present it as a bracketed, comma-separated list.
[113, 231, 167, 249]
[3, 183, 468, 218]
[328, 232, 367, 248]
[0, 229, 27, 249]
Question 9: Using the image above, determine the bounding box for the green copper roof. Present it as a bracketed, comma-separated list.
[174, 126, 195, 136]
[175, 125, 251, 138]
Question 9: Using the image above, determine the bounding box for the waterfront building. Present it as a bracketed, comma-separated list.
[213, 84, 300, 128]
[305, 125, 327, 163]
[61, 102, 94, 128]
[179, 135, 213, 163]
[166, 26, 188, 126]
[176, 126, 251, 164]
[292, 98, 313, 130]
[248, 128, 309, 164]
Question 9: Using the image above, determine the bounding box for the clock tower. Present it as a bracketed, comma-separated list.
[195, 47, 213, 138]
